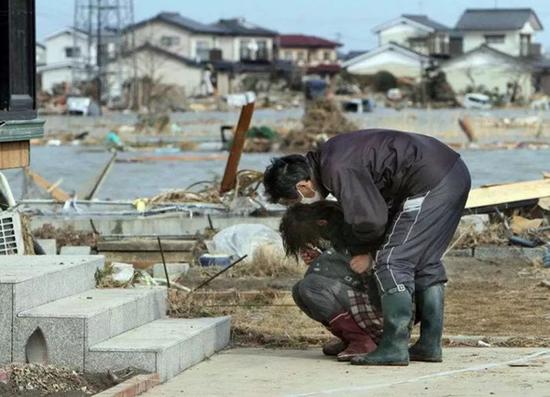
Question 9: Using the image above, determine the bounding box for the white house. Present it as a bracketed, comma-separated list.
[37, 27, 96, 93]
[126, 12, 278, 63]
[371, 14, 459, 57]
[441, 45, 534, 98]
[455, 8, 543, 58]
[343, 42, 430, 79]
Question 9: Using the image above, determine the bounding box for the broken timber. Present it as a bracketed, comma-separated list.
[465, 178, 550, 214]
[24, 168, 71, 202]
[220, 101, 255, 194]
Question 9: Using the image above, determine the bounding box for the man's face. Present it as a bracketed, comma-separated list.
[278, 180, 321, 206]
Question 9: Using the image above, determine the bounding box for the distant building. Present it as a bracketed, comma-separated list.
[441, 45, 534, 97]
[372, 14, 458, 58]
[36, 43, 46, 67]
[345, 7, 547, 98]
[343, 42, 430, 78]
[126, 12, 278, 63]
[455, 8, 543, 58]
[37, 27, 96, 93]
[277, 34, 342, 76]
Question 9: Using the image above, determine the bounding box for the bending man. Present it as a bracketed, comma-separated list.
[264, 129, 471, 366]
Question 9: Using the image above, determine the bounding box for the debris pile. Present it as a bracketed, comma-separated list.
[33, 224, 97, 249]
[281, 99, 358, 150]
[145, 169, 264, 207]
[0, 363, 120, 396]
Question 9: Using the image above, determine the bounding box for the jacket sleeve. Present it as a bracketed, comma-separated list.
[329, 167, 388, 252]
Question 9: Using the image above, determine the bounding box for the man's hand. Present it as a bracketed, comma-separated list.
[350, 254, 373, 274]
[300, 247, 321, 265]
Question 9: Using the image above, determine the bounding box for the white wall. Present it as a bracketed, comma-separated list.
[379, 23, 430, 47]
[41, 67, 73, 92]
[347, 50, 425, 78]
[45, 32, 91, 65]
[462, 21, 539, 57]
[132, 21, 193, 58]
[442, 51, 533, 97]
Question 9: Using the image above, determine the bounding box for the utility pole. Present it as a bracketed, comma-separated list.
[73, 0, 135, 110]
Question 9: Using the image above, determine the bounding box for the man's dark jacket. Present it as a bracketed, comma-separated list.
[306, 129, 459, 253]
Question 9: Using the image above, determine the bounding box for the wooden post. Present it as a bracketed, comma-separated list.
[219, 102, 255, 194]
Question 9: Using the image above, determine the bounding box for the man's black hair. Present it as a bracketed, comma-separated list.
[263, 154, 311, 203]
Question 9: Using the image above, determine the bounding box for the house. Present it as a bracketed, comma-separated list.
[277, 34, 341, 76]
[126, 12, 278, 63]
[441, 45, 534, 97]
[37, 27, 95, 93]
[343, 42, 430, 79]
[372, 14, 459, 58]
[36, 43, 46, 67]
[455, 8, 543, 58]
[107, 43, 232, 108]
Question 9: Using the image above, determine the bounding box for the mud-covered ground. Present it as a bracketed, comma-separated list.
[172, 255, 550, 347]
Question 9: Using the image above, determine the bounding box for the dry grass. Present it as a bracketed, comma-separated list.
[452, 223, 509, 249]
[169, 289, 330, 348]
[230, 245, 304, 278]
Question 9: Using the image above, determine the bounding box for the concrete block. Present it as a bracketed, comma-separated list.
[473, 245, 545, 261]
[60, 246, 92, 255]
[0, 256, 104, 313]
[0, 285, 13, 365]
[15, 288, 167, 369]
[152, 262, 190, 279]
[87, 317, 231, 382]
[13, 317, 84, 368]
[446, 248, 473, 257]
[36, 239, 57, 255]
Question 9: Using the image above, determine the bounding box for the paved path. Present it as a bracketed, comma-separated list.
[143, 347, 550, 397]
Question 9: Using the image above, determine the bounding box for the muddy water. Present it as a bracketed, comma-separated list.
[3, 146, 549, 200]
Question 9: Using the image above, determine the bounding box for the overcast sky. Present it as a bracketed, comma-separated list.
[37, 0, 550, 52]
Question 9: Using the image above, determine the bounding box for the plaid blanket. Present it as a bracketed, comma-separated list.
[348, 289, 384, 343]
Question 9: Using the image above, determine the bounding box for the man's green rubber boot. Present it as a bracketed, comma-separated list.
[351, 288, 412, 366]
[409, 283, 445, 362]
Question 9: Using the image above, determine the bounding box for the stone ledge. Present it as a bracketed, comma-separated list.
[94, 373, 160, 397]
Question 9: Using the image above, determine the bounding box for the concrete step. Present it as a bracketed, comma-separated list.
[13, 287, 167, 369]
[0, 256, 104, 365]
[87, 317, 231, 382]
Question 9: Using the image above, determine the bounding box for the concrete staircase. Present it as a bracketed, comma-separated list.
[0, 256, 230, 382]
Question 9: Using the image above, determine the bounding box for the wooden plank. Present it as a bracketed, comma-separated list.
[466, 179, 550, 209]
[24, 168, 71, 202]
[0, 141, 30, 169]
[219, 102, 255, 193]
[97, 239, 196, 252]
[82, 152, 117, 200]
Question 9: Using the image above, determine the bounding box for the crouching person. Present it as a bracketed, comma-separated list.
[281, 202, 383, 361]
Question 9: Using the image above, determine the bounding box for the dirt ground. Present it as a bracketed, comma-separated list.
[171, 255, 550, 347]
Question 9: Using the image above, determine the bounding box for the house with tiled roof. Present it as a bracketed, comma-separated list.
[276, 34, 342, 76]
[372, 14, 459, 58]
[126, 12, 278, 63]
[455, 8, 543, 58]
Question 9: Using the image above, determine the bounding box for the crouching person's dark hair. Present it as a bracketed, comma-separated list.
[263, 154, 311, 203]
[279, 201, 348, 259]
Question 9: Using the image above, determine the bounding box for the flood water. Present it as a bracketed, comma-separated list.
[3, 146, 549, 200]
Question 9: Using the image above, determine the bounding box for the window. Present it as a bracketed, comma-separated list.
[297, 50, 306, 61]
[240, 39, 269, 61]
[195, 40, 211, 61]
[484, 35, 505, 44]
[520, 34, 531, 57]
[283, 50, 292, 60]
[65, 46, 81, 58]
[256, 40, 268, 60]
[160, 35, 180, 47]
[323, 51, 332, 61]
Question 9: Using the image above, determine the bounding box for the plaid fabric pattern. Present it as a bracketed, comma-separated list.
[348, 289, 384, 343]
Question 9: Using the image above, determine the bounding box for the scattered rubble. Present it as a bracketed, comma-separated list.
[0, 363, 129, 396]
[281, 98, 358, 150]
